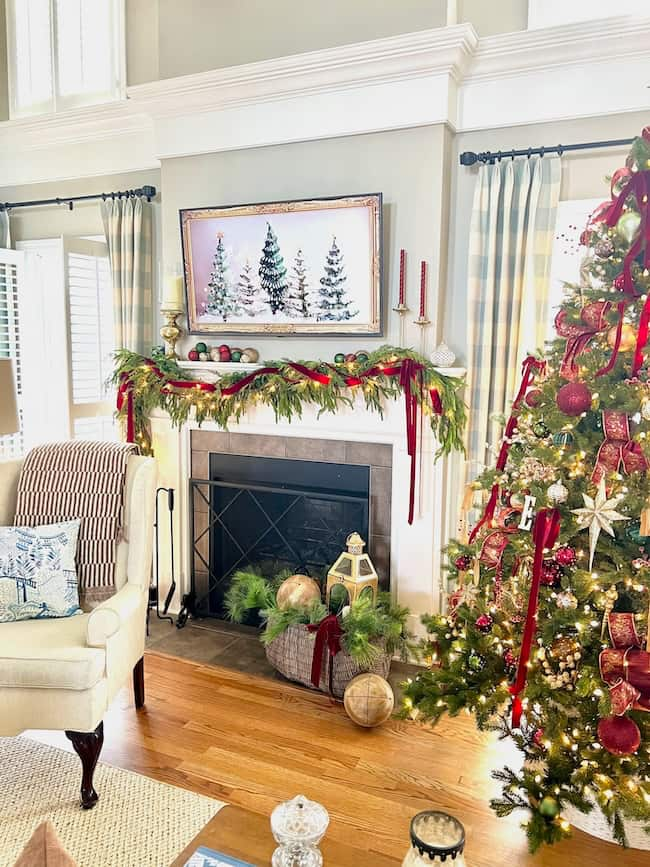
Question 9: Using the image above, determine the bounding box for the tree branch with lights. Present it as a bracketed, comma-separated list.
[402, 131, 650, 851]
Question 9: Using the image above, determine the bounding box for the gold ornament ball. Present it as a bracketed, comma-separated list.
[243, 347, 259, 362]
[343, 673, 395, 728]
[607, 323, 636, 352]
[616, 210, 641, 244]
[276, 574, 322, 610]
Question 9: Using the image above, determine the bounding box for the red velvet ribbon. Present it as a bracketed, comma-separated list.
[509, 508, 561, 727]
[592, 411, 648, 485]
[469, 356, 545, 544]
[307, 614, 343, 692]
[600, 613, 650, 714]
[399, 358, 423, 524]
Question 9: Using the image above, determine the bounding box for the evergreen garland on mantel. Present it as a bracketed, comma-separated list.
[112, 345, 466, 458]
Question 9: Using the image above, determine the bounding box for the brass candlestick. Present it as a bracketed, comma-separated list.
[160, 307, 183, 359]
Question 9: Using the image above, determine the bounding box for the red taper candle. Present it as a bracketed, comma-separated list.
[419, 260, 426, 318]
[398, 248, 406, 305]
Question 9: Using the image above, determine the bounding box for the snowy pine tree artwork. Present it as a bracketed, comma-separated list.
[317, 236, 358, 322]
[181, 194, 382, 335]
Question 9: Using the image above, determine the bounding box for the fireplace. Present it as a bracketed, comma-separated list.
[186, 431, 392, 621]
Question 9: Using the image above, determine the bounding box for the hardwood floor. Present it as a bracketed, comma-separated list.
[31, 650, 649, 865]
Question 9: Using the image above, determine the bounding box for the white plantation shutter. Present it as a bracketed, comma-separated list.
[0, 250, 24, 458]
[63, 239, 117, 441]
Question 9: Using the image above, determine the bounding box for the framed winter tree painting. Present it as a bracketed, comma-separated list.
[180, 193, 382, 336]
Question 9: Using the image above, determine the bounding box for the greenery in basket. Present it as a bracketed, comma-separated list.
[227, 569, 416, 667]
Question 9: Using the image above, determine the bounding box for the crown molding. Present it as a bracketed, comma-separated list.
[0, 15, 649, 186]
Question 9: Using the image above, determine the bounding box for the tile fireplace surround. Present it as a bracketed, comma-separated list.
[150, 371, 464, 637]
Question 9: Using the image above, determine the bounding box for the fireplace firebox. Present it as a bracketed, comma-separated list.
[184, 453, 374, 621]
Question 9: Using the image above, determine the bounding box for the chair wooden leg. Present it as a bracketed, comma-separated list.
[65, 721, 104, 809]
[133, 656, 145, 709]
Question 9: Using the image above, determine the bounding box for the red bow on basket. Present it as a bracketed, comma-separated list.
[592, 411, 648, 486]
[307, 614, 343, 694]
[600, 613, 650, 714]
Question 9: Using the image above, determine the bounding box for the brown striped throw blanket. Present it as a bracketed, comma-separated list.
[14, 440, 138, 607]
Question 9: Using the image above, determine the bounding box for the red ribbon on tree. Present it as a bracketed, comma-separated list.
[307, 614, 343, 693]
[469, 356, 546, 544]
[554, 301, 613, 380]
[600, 613, 650, 714]
[592, 411, 648, 485]
[509, 507, 561, 727]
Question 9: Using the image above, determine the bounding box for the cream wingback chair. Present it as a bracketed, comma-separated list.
[0, 454, 156, 808]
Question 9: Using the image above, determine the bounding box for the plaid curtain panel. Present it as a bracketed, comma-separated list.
[101, 196, 153, 354]
[466, 156, 561, 479]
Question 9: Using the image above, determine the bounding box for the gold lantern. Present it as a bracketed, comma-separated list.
[325, 532, 379, 607]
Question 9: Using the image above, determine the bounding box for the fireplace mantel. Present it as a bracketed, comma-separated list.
[150, 365, 465, 636]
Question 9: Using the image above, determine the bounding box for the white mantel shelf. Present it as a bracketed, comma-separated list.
[150, 381, 466, 636]
[177, 359, 465, 381]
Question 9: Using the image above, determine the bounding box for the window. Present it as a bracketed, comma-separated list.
[546, 198, 603, 341]
[528, 0, 647, 29]
[15, 238, 117, 449]
[6, 0, 125, 118]
[0, 251, 23, 458]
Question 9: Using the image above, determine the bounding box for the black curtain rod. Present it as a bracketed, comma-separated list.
[0, 185, 157, 212]
[459, 138, 634, 166]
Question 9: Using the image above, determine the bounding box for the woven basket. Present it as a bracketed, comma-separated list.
[264, 623, 391, 699]
[563, 799, 650, 850]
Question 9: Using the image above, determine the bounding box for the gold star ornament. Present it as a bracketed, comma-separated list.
[571, 478, 627, 569]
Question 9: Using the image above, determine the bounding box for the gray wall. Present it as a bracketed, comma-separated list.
[459, 0, 528, 36]
[155, 0, 447, 80]
[126, 0, 159, 85]
[445, 109, 650, 362]
[161, 125, 449, 360]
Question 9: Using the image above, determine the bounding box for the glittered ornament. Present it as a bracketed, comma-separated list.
[344, 674, 394, 728]
[475, 614, 493, 634]
[556, 590, 578, 610]
[540, 559, 563, 588]
[555, 546, 577, 567]
[503, 648, 517, 676]
[547, 480, 569, 505]
[552, 431, 574, 447]
[533, 728, 545, 747]
[557, 382, 592, 416]
[524, 389, 542, 408]
[276, 574, 322, 610]
[616, 210, 642, 245]
[594, 237, 614, 259]
[454, 554, 472, 572]
[520, 457, 555, 483]
[539, 796, 560, 820]
[598, 714, 641, 756]
[539, 636, 581, 689]
[468, 649, 485, 672]
[607, 323, 636, 352]
[532, 420, 550, 438]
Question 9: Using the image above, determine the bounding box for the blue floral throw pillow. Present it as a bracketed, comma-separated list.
[0, 521, 81, 622]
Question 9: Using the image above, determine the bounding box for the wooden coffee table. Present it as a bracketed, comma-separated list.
[170, 803, 399, 866]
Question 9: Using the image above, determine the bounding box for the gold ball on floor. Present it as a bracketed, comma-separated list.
[276, 574, 322, 610]
[343, 673, 394, 728]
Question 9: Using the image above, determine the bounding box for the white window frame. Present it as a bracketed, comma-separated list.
[0, 249, 25, 458]
[6, 0, 126, 119]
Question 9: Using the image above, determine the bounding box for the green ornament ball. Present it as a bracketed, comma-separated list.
[625, 520, 650, 547]
[334, 353, 345, 364]
[195, 341, 208, 354]
[356, 351, 369, 363]
[532, 421, 550, 438]
[616, 210, 642, 245]
[552, 431, 574, 447]
[230, 350, 242, 362]
[539, 796, 560, 819]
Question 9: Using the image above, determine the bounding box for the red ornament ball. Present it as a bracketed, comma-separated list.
[454, 554, 472, 572]
[344, 353, 357, 363]
[533, 728, 545, 747]
[187, 349, 199, 361]
[540, 559, 563, 587]
[557, 382, 592, 416]
[555, 546, 577, 568]
[503, 648, 517, 675]
[598, 715, 641, 756]
[475, 614, 493, 634]
[219, 348, 231, 362]
[524, 389, 542, 408]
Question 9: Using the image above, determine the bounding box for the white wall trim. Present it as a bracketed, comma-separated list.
[1, 15, 649, 185]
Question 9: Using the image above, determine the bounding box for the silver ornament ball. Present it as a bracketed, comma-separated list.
[547, 480, 569, 505]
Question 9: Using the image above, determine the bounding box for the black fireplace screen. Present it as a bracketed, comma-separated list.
[188, 454, 370, 619]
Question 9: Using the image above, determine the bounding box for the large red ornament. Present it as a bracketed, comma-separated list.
[524, 389, 542, 408]
[475, 614, 493, 634]
[597, 715, 641, 756]
[555, 546, 577, 567]
[454, 554, 472, 572]
[556, 382, 592, 416]
[540, 559, 563, 587]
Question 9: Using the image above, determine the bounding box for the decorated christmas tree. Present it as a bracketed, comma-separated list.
[317, 236, 357, 321]
[205, 234, 238, 321]
[236, 260, 262, 317]
[403, 132, 650, 850]
[285, 249, 312, 318]
[259, 223, 288, 314]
